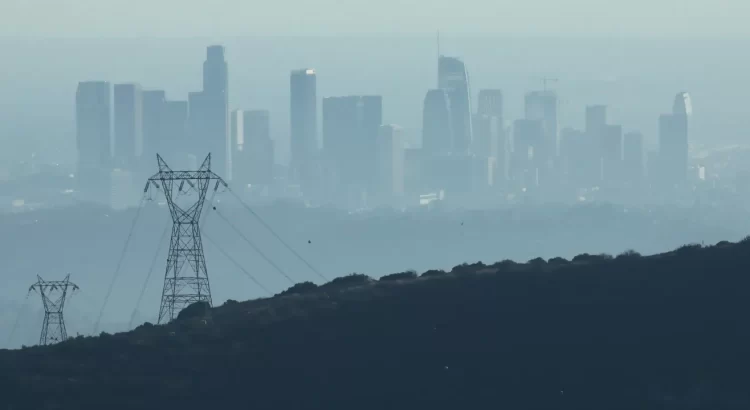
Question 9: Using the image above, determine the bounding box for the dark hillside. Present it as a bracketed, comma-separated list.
[2, 241, 750, 409]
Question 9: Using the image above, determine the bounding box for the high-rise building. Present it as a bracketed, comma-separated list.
[471, 114, 501, 159]
[114, 83, 143, 169]
[141, 90, 165, 170]
[623, 131, 644, 183]
[375, 125, 405, 202]
[233, 110, 274, 187]
[525, 91, 558, 181]
[162, 100, 188, 167]
[422, 89, 453, 155]
[585, 105, 607, 136]
[322, 96, 383, 205]
[190, 45, 229, 178]
[512, 119, 544, 187]
[659, 113, 688, 186]
[438, 56, 473, 154]
[290, 69, 318, 187]
[76, 81, 112, 204]
[477, 89, 503, 118]
[601, 124, 623, 184]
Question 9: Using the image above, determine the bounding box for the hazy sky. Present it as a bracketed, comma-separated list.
[3, 0, 749, 37]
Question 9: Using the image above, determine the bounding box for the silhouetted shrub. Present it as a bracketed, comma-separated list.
[528, 257, 547, 265]
[573, 253, 612, 263]
[676, 243, 702, 254]
[223, 299, 239, 306]
[617, 250, 642, 259]
[380, 270, 418, 282]
[421, 269, 447, 278]
[277, 282, 319, 297]
[716, 241, 731, 247]
[177, 301, 211, 321]
[322, 273, 374, 290]
[741, 235, 750, 243]
[451, 263, 472, 275]
[492, 259, 517, 269]
[548, 257, 569, 266]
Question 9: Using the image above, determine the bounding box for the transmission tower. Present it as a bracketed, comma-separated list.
[28, 275, 79, 346]
[146, 153, 227, 324]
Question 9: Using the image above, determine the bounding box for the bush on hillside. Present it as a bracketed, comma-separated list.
[421, 269, 447, 278]
[616, 250, 642, 260]
[572, 253, 613, 263]
[380, 270, 418, 282]
[548, 257, 569, 266]
[177, 301, 211, 321]
[277, 282, 319, 297]
[528, 257, 547, 265]
[322, 273, 374, 290]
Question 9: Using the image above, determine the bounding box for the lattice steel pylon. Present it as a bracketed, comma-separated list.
[146, 153, 227, 324]
[28, 275, 79, 345]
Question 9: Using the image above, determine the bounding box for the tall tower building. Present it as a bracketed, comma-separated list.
[322, 95, 383, 205]
[114, 83, 143, 169]
[162, 100, 188, 167]
[585, 105, 607, 136]
[525, 91, 558, 162]
[512, 119, 544, 187]
[76, 81, 112, 204]
[422, 89, 453, 155]
[477, 89, 503, 118]
[233, 110, 274, 187]
[142, 90, 165, 168]
[658, 92, 691, 187]
[623, 131, 644, 183]
[438, 56, 473, 154]
[190, 45, 229, 179]
[290, 69, 318, 188]
[375, 124, 405, 202]
[601, 124, 623, 184]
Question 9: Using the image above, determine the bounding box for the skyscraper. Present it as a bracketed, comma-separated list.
[76, 81, 112, 204]
[190, 45, 229, 178]
[477, 89, 503, 118]
[438, 56, 473, 154]
[233, 110, 274, 187]
[512, 119, 544, 187]
[162, 100, 188, 167]
[114, 83, 143, 169]
[623, 131, 644, 184]
[422, 89, 453, 155]
[290, 69, 318, 188]
[322, 95, 383, 205]
[585, 105, 607, 136]
[601, 124, 623, 184]
[142, 90, 165, 168]
[471, 114, 500, 159]
[659, 113, 688, 186]
[525, 91, 558, 178]
[375, 124, 405, 202]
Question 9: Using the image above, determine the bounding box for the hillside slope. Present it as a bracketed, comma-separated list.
[2, 242, 750, 409]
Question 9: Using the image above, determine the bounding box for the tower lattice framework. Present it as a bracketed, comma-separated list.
[147, 154, 227, 324]
[29, 275, 79, 345]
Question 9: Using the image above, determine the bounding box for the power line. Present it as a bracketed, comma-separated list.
[93, 198, 145, 334]
[227, 188, 328, 282]
[202, 230, 272, 296]
[6, 292, 31, 348]
[213, 208, 295, 286]
[128, 221, 170, 330]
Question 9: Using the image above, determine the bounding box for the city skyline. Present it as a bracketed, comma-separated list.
[72, 43, 695, 211]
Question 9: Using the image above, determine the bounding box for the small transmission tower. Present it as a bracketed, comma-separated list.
[146, 153, 227, 324]
[29, 275, 79, 345]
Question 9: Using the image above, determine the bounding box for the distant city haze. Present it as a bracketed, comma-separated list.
[3, 36, 750, 166]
